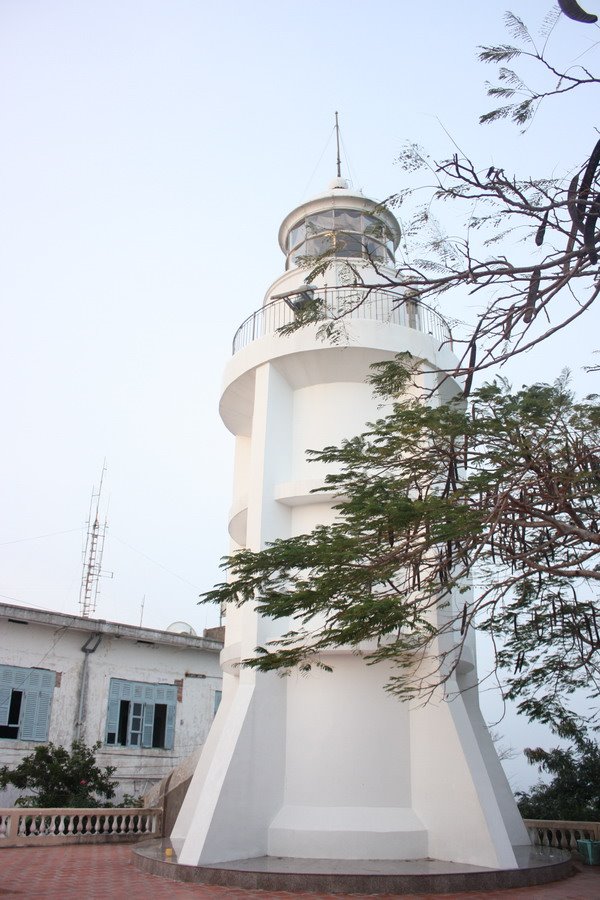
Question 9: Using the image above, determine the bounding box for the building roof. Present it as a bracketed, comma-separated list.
[0, 601, 223, 652]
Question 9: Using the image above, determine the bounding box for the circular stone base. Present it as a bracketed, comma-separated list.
[132, 840, 573, 894]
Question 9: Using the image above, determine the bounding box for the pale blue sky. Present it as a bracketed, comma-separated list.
[1, 1, 598, 787]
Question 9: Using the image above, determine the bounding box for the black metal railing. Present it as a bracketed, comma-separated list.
[232, 287, 452, 355]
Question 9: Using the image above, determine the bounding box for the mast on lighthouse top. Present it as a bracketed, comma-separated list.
[277, 114, 401, 274]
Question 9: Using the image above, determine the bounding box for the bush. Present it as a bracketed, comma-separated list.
[0, 741, 117, 808]
[516, 735, 600, 822]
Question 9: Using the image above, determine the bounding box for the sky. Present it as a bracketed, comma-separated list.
[1, 0, 599, 789]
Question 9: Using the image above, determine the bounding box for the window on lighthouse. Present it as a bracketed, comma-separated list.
[286, 211, 394, 269]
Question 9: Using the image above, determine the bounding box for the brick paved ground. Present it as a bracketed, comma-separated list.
[0, 844, 599, 899]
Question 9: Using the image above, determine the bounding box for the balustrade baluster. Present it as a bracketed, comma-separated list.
[569, 830, 578, 851]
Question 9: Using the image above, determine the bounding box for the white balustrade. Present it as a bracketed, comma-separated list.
[0, 807, 161, 847]
[523, 819, 600, 853]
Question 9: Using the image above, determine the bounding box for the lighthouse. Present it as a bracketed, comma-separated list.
[172, 172, 529, 870]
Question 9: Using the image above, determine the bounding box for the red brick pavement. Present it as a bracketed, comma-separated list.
[0, 844, 599, 899]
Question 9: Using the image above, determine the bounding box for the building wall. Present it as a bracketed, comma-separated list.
[0, 612, 222, 805]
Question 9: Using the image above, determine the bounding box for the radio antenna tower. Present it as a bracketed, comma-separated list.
[79, 462, 112, 617]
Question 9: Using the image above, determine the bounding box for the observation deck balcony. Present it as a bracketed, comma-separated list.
[232, 286, 452, 355]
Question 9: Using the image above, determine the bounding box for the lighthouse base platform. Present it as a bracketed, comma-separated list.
[132, 840, 573, 894]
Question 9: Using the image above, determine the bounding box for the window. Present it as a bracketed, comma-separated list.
[287, 220, 305, 251]
[214, 689, 222, 717]
[286, 209, 394, 270]
[105, 679, 176, 749]
[0, 665, 56, 741]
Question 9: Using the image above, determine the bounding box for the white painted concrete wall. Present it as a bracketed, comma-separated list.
[174, 187, 529, 868]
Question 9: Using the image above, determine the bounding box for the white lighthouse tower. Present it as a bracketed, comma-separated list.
[172, 172, 529, 871]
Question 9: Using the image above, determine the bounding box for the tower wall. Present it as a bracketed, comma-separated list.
[173, 185, 529, 868]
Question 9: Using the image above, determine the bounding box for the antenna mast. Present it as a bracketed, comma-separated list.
[79, 462, 111, 618]
[335, 111, 341, 178]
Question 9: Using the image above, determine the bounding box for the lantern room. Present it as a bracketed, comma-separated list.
[278, 177, 401, 271]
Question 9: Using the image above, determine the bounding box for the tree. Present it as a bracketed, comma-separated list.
[0, 741, 117, 808]
[516, 732, 600, 821]
[201, 8, 600, 733]
[202, 368, 600, 732]
[288, 8, 600, 393]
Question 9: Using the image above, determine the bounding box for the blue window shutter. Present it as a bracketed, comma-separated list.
[104, 678, 133, 744]
[29, 670, 55, 741]
[1, 666, 56, 741]
[27, 670, 42, 690]
[108, 679, 125, 704]
[164, 703, 176, 750]
[19, 690, 51, 741]
[31, 692, 52, 741]
[0, 687, 10, 726]
[105, 695, 121, 744]
[1, 664, 55, 690]
[105, 697, 120, 742]
[141, 703, 154, 748]
[19, 691, 39, 739]
[11, 668, 28, 688]
[0, 666, 39, 691]
[37, 670, 56, 692]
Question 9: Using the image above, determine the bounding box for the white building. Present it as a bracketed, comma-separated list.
[172, 177, 529, 870]
[0, 601, 223, 804]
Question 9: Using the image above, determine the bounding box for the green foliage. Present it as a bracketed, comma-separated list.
[517, 733, 600, 821]
[120, 792, 144, 808]
[369, 11, 600, 386]
[0, 741, 117, 808]
[477, 8, 600, 128]
[202, 369, 600, 731]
